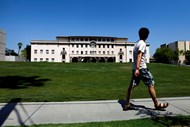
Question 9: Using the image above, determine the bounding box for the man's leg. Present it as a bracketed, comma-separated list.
[124, 72, 139, 110]
[126, 83, 134, 106]
[149, 84, 169, 109]
[148, 84, 158, 106]
[140, 69, 159, 107]
[141, 69, 168, 109]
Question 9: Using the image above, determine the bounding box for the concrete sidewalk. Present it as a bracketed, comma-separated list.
[0, 97, 190, 126]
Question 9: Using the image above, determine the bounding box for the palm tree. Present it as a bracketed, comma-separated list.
[17, 42, 23, 56]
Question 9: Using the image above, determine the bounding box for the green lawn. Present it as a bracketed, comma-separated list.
[0, 62, 190, 103]
[6, 116, 190, 127]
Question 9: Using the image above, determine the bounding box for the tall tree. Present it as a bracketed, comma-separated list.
[173, 49, 179, 62]
[153, 47, 178, 64]
[17, 42, 23, 56]
[21, 45, 31, 61]
[184, 50, 190, 65]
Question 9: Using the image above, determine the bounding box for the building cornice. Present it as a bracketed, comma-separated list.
[56, 36, 122, 39]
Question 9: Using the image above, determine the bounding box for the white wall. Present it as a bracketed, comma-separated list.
[127, 45, 134, 62]
[5, 56, 25, 61]
[31, 37, 150, 63]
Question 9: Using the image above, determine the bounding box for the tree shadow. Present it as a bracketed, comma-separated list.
[118, 99, 190, 126]
[0, 76, 50, 89]
[0, 98, 37, 126]
[0, 98, 22, 126]
[151, 115, 190, 127]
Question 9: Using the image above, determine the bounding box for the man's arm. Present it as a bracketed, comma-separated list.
[134, 51, 143, 77]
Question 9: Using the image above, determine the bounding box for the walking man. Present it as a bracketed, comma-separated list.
[124, 27, 169, 110]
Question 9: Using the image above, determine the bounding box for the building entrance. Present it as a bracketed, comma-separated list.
[71, 57, 115, 63]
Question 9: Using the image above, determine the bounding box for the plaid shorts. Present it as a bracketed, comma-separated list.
[130, 68, 155, 87]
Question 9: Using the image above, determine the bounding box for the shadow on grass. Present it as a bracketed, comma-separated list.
[151, 115, 190, 127]
[0, 76, 50, 89]
[118, 99, 190, 126]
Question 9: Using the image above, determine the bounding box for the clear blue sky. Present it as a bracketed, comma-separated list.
[1, 0, 190, 55]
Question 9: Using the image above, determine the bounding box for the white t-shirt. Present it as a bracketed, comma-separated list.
[132, 40, 147, 70]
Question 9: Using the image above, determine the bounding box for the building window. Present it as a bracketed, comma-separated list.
[71, 38, 75, 41]
[76, 38, 79, 41]
[112, 51, 114, 54]
[72, 51, 74, 54]
[98, 45, 101, 48]
[90, 51, 96, 54]
[85, 44, 88, 48]
[119, 49, 123, 54]
[51, 58, 55, 62]
[46, 50, 49, 54]
[119, 49, 123, 61]
[103, 45, 105, 48]
[90, 38, 97, 41]
[80, 38, 84, 41]
[107, 51, 109, 54]
[90, 42, 96, 48]
[61, 48, 66, 55]
[85, 51, 88, 54]
[40, 49, 43, 54]
[77, 51, 79, 54]
[111, 45, 114, 48]
[52, 50, 55, 54]
[111, 38, 114, 42]
[46, 58, 49, 62]
[103, 51, 105, 54]
[34, 49, 37, 54]
[34, 58, 37, 62]
[120, 55, 123, 60]
[81, 51, 83, 54]
[85, 38, 88, 41]
[40, 58, 43, 62]
[76, 45, 79, 48]
[98, 38, 101, 42]
[81, 44, 83, 48]
[129, 50, 132, 54]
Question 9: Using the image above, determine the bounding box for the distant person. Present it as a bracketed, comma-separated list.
[124, 27, 169, 110]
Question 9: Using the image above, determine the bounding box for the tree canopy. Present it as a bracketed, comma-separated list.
[184, 50, 190, 64]
[153, 47, 179, 64]
[17, 42, 23, 55]
[21, 45, 31, 61]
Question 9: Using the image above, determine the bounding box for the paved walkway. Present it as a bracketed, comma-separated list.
[0, 97, 190, 126]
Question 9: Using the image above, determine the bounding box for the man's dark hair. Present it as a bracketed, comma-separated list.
[139, 27, 149, 40]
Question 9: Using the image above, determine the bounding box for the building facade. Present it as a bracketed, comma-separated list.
[0, 29, 6, 61]
[31, 36, 150, 63]
[167, 41, 190, 64]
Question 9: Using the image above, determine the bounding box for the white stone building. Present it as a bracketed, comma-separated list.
[31, 36, 150, 63]
[167, 40, 190, 64]
[0, 29, 6, 61]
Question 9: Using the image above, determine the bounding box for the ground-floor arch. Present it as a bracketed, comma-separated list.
[71, 57, 115, 63]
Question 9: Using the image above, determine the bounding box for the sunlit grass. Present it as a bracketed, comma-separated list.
[7, 116, 190, 127]
[0, 62, 190, 103]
